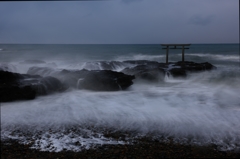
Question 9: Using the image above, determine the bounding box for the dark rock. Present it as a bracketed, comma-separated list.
[78, 70, 135, 91]
[0, 70, 65, 102]
[31, 76, 66, 95]
[168, 68, 187, 78]
[122, 65, 165, 82]
[0, 70, 41, 84]
[28, 67, 135, 91]
[0, 85, 36, 102]
[27, 60, 216, 91]
[0, 78, 36, 102]
[201, 62, 217, 70]
[122, 60, 216, 80]
[174, 61, 217, 72]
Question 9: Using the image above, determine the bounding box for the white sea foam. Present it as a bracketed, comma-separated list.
[0, 63, 18, 72]
[187, 53, 239, 62]
[1, 71, 240, 152]
[116, 54, 165, 62]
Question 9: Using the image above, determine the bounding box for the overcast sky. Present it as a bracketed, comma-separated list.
[0, 0, 239, 44]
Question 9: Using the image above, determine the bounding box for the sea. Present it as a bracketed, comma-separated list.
[0, 44, 240, 152]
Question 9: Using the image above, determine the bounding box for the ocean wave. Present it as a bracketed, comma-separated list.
[1, 80, 240, 152]
[187, 53, 239, 62]
[1, 44, 239, 153]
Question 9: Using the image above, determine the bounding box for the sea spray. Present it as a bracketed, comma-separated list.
[1, 44, 239, 152]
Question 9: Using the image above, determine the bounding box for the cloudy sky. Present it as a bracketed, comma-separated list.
[0, 0, 239, 44]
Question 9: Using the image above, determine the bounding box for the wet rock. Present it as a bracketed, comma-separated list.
[122, 65, 165, 82]
[0, 85, 36, 102]
[78, 70, 135, 91]
[0, 70, 41, 84]
[27, 60, 216, 91]
[122, 60, 216, 80]
[0, 70, 65, 102]
[174, 61, 217, 72]
[168, 68, 187, 78]
[32, 76, 66, 95]
[28, 67, 135, 91]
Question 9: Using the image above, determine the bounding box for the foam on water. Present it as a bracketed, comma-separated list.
[1, 44, 240, 152]
[1, 70, 240, 152]
[187, 53, 240, 62]
[116, 54, 166, 62]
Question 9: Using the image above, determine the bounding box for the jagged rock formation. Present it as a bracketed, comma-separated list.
[0, 70, 65, 102]
[0, 60, 216, 102]
[27, 68, 135, 91]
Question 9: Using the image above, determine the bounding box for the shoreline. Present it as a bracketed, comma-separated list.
[1, 138, 240, 159]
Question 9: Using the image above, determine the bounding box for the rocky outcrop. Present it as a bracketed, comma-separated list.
[1, 60, 216, 102]
[69, 60, 216, 81]
[13, 60, 216, 94]
[121, 61, 216, 80]
[173, 61, 217, 72]
[168, 68, 187, 78]
[122, 65, 166, 82]
[27, 67, 135, 91]
[0, 84, 36, 102]
[0, 70, 66, 102]
[77, 70, 135, 91]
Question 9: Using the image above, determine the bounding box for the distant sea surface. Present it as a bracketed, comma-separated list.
[1, 44, 240, 152]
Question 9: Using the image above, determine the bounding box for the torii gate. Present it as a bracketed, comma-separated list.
[161, 44, 191, 64]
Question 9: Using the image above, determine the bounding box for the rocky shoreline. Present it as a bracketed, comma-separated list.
[1, 137, 239, 159]
[2, 60, 233, 159]
[1, 60, 216, 102]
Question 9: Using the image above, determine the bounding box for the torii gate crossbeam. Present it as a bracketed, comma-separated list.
[161, 44, 191, 64]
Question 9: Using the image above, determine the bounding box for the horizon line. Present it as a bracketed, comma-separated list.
[0, 43, 239, 45]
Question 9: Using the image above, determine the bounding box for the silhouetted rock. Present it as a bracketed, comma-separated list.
[31, 76, 65, 95]
[0, 85, 36, 102]
[121, 60, 216, 80]
[174, 61, 217, 72]
[0, 70, 65, 102]
[28, 67, 135, 91]
[27, 60, 216, 92]
[78, 70, 135, 91]
[122, 65, 165, 81]
[168, 68, 187, 78]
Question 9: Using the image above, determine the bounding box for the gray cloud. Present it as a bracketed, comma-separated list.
[121, 0, 143, 4]
[189, 15, 215, 26]
[0, 0, 238, 44]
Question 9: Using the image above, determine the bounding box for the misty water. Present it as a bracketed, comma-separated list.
[1, 44, 240, 152]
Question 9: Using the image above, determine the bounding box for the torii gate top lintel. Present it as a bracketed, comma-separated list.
[161, 44, 191, 64]
[161, 44, 191, 46]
